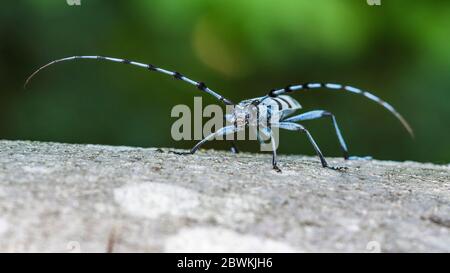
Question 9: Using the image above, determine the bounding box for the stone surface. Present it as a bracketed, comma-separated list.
[0, 140, 448, 252]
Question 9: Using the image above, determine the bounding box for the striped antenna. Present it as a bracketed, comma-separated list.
[265, 83, 414, 137]
[24, 56, 234, 105]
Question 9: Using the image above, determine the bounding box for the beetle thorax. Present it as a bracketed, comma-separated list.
[226, 103, 264, 128]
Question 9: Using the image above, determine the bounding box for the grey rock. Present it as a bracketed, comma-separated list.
[0, 140, 448, 252]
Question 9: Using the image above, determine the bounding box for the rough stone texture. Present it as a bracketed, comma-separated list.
[0, 140, 449, 253]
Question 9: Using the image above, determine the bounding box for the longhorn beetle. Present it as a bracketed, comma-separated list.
[25, 56, 413, 172]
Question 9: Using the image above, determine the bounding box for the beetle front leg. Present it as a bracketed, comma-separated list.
[172, 125, 240, 155]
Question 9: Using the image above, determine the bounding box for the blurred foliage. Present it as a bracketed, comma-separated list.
[1, 0, 449, 163]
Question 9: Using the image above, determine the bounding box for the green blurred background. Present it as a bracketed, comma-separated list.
[1, 0, 449, 163]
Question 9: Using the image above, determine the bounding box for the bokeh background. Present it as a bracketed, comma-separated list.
[1, 1, 449, 163]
